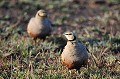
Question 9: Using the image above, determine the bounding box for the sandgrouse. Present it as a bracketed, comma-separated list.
[61, 31, 88, 70]
[27, 9, 52, 40]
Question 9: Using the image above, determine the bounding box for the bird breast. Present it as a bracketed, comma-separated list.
[61, 41, 88, 64]
[28, 18, 52, 35]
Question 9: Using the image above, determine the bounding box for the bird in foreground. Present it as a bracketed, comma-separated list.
[27, 9, 52, 41]
[61, 31, 88, 70]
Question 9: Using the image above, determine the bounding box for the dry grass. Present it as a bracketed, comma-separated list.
[0, 0, 120, 79]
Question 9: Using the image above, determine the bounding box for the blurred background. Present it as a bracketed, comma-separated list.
[0, 0, 120, 51]
[0, 0, 120, 78]
[0, 0, 120, 35]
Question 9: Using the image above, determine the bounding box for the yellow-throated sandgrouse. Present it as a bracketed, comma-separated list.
[61, 31, 88, 70]
[27, 9, 52, 40]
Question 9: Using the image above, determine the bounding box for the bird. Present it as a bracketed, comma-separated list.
[27, 9, 52, 41]
[61, 31, 88, 70]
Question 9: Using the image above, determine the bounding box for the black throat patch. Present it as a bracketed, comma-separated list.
[68, 36, 76, 41]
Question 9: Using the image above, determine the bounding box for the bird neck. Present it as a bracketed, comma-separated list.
[35, 15, 47, 20]
[69, 40, 78, 42]
[68, 36, 81, 45]
[68, 36, 77, 41]
[67, 40, 78, 46]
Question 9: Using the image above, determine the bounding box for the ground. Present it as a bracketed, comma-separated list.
[0, 0, 120, 79]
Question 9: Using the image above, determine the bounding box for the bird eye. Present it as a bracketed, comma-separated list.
[68, 34, 72, 35]
[65, 33, 72, 35]
[38, 13, 40, 16]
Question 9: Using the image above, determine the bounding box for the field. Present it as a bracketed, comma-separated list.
[0, 0, 120, 79]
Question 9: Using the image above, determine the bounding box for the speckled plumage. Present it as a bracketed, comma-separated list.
[27, 9, 52, 40]
[61, 31, 88, 70]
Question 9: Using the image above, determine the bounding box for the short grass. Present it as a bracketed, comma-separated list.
[0, 0, 120, 79]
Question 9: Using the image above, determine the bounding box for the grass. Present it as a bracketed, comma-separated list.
[0, 0, 120, 79]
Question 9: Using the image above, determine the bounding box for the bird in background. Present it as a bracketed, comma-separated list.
[27, 9, 52, 41]
[61, 31, 88, 71]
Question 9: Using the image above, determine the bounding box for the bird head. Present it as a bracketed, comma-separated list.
[63, 31, 76, 41]
[36, 9, 48, 18]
